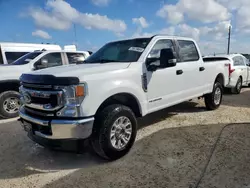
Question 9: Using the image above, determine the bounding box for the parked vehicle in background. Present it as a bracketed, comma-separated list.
[204, 54, 250, 94]
[0, 50, 91, 119]
[0, 42, 62, 64]
[19, 35, 230, 160]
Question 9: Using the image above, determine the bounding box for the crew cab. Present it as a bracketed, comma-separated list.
[204, 54, 250, 94]
[0, 50, 90, 118]
[19, 35, 230, 160]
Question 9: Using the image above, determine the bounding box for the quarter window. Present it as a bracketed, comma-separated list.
[177, 40, 199, 62]
[66, 53, 85, 64]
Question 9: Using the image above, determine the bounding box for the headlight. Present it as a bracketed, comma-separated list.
[56, 84, 87, 117]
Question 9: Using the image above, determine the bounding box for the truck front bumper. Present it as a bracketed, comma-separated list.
[19, 106, 94, 140]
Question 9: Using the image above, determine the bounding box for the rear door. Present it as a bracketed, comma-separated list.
[175, 40, 204, 98]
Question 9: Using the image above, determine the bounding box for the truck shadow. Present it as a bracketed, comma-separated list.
[222, 89, 250, 108]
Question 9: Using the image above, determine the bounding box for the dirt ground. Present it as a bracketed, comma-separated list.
[0, 88, 250, 188]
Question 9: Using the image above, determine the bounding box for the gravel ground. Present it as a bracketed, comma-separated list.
[0, 88, 250, 188]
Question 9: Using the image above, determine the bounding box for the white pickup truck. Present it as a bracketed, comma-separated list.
[19, 35, 230, 160]
[0, 50, 90, 118]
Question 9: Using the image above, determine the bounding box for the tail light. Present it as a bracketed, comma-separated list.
[229, 63, 235, 76]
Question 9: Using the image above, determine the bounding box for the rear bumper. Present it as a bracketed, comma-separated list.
[19, 106, 94, 140]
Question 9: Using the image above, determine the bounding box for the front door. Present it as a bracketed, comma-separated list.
[146, 39, 184, 113]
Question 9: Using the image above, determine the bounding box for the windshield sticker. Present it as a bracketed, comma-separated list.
[128, 47, 144, 53]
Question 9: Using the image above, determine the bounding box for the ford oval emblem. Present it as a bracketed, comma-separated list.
[23, 92, 32, 104]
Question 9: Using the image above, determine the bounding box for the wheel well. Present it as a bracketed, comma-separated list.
[96, 93, 142, 117]
[215, 73, 224, 86]
[0, 81, 20, 93]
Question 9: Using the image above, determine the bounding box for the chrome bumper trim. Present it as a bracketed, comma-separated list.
[19, 106, 94, 140]
[19, 107, 49, 126]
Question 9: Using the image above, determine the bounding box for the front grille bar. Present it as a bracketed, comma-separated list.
[20, 86, 64, 112]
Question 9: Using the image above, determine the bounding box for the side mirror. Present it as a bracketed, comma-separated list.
[33, 59, 48, 70]
[160, 48, 177, 68]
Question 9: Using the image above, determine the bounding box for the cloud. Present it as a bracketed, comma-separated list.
[32, 30, 52, 39]
[157, 5, 184, 24]
[28, 0, 126, 34]
[157, 0, 230, 24]
[200, 20, 231, 40]
[91, 0, 111, 6]
[132, 17, 149, 28]
[177, 24, 200, 41]
[132, 26, 176, 38]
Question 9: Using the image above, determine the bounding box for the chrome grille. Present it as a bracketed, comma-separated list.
[20, 85, 64, 112]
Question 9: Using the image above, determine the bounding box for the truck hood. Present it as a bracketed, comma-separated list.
[30, 63, 131, 77]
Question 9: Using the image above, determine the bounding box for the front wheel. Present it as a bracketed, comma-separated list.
[204, 82, 223, 110]
[91, 104, 137, 160]
[0, 91, 20, 119]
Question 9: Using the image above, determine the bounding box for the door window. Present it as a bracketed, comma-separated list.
[148, 39, 174, 59]
[34, 53, 62, 70]
[66, 53, 86, 64]
[177, 40, 199, 62]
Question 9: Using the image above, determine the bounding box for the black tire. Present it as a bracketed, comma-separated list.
[91, 104, 137, 160]
[231, 77, 242, 94]
[204, 82, 223, 110]
[0, 91, 20, 119]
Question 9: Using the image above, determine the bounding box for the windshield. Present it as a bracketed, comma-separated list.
[11, 52, 42, 65]
[84, 38, 151, 63]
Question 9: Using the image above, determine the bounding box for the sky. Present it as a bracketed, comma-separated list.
[0, 0, 250, 55]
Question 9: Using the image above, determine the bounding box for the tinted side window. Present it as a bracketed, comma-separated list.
[5, 52, 29, 64]
[177, 40, 199, 62]
[233, 56, 244, 66]
[35, 53, 62, 70]
[66, 53, 85, 64]
[148, 39, 174, 58]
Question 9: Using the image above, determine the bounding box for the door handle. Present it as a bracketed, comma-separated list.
[176, 70, 183, 75]
[199, 67, 205, 71]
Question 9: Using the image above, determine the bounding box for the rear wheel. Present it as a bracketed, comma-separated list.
[231, 77, 242, 94]
[0, 91, 20, 119]
[204, 82, 223, 110]
[91, 104, 137, 160]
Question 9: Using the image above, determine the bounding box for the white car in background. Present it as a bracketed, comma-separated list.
[204, 54, 250, 94]
[0, 50, 91, 119]
[0, 42, 62, 64]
